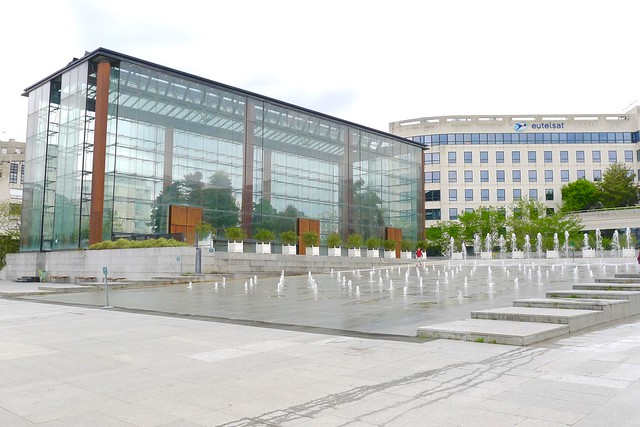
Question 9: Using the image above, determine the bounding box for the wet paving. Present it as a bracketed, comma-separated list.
[23, 258, 639, 337]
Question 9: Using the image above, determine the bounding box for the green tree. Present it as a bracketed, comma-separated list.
[201, 171, 240, 228]
[0, 202, 20, 269]
[458, 206, 507, 245]
[351, 179, 384, 239]
[560, 179, 601, 212]
[597, 163, 640, 208]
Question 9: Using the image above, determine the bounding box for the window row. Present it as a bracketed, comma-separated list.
[428, 168, 624, 184]
[428, 188, 555, 203]
[438, 149, 635, 165]
[413, 131, 637, 146]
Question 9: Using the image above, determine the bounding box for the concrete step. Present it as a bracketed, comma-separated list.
[37, 284, 95, 293]
[471, 307, 603, 332]
[574, 283, 640, 291]
[417, 319, 569, 346]
[514, 297, 627, 311]
[546, 290, 640, 300]
[595, 277, 640, 284]
[615, 273, 640, 279]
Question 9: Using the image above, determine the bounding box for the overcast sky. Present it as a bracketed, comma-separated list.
[1, 0, 639, 141]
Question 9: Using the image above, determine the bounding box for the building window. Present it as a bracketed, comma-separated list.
[546, 189, 554, 201]
[480, 170, 489, 182]
[544, 151, 552, 163]
[512, 170, 521, 182]
[480, 151, 488, 163]
[528, 151, 536, 163]
[481, 189, 489, 201]
[426, 209, 441, 221]
[561, 170, 569, 182]
[464, 151, 472, 163]
[20, 163, 24, 184]
[497, 189, 505, 201]
[576, 151, 585, 162]
[546, 208, 555, 216]
[448, 170, 457, 182]
[593, 169, 602, 181]
[592, 150, 601, 162]
[464, 170, 473, 182]
[528, 170, 537, 182]
[425, 152, 440, 164]
[449, 208, 458, 220]
[496, 170, 505, 182]
[625, 150, 633, 162]
[608, 150, 617, 163]
[448, 152, 456, 164]
[465, 189, 473, 201]
[425, 171, 440, 183]
[513, 189, 521, 200]
[560, 151, 568, 163]
[545, 170, 553, 182]
[512, 151, 520, 163]
[496, 151, 504, 163]
[9, 162, 18, 184]
[529, 188, 538, 200]
[577, 169, 585, 179]
[449, 189, 457, 201]
[425, 190, 441, 201]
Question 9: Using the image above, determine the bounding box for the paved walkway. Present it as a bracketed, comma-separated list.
[2, 272, 640, 425]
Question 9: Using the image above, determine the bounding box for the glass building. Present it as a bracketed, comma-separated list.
[20, 48, 423, 251]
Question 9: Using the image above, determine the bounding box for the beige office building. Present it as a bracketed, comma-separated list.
[390, 109, 640, 227]
[0, 139, 25, 204]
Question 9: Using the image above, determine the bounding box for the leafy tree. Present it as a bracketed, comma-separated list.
[0, 202, 20, 269]
[560, 179, 600, 212]
[597, 163, 640, 208]
[458, 206, 507, 245]
[351, 179, 384, 238]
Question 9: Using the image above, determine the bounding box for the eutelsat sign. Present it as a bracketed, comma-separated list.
[513, 122, 565, 132]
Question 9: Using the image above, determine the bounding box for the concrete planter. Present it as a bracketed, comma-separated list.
[328, 247, 342, 257]
[307, 246, 320, 256]
[228, 241, 244, 253]
[401, 251, 412, 259]
[480, 252, 492, 260]
[512, 250, 524, 259]
[348, 248, 361, 258]
[583, 249, 596, 258]
[451, 252, 463, 260]
[384, 250, 396, 259]
[366, 249, 379, 258]
[256, 243, 271, 254]
[282, 244, 296, 255]
[546, 250, 559, 259]
[623, 248, 636, 258]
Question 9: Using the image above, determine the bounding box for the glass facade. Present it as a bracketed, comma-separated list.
[21, 50, 423, 251]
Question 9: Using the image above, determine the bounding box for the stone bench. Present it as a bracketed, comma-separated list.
[75, 276, 97, 284]
[48, 275, 70, 283]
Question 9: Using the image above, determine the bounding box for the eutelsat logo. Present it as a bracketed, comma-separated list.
[514, 122, 527, 132]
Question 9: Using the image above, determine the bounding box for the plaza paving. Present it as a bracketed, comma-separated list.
[2, 258, 640, 425]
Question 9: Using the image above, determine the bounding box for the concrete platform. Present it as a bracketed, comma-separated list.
[417, 319, 569, 345]
[595, 277, 640, 284]
[513, 297, 628, 311]
[471, 306, 603, 331]
[574, 282, 640, 291]
[546, 289, 640, 300]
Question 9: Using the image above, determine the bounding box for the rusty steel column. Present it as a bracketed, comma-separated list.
[241, 99, 256, 238]
[89, 59, 111, 245]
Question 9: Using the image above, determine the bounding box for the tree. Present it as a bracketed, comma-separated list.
[597, 163, 640, 208]
[0, 202, 20, 269]
[351, 179, 384, 238]
[560, 179, 600, 212]
[458, 206, 507, 245]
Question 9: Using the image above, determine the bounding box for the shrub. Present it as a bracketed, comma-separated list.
[346, 233, 363, 248]
[326, 232, 342, 248]
[302, 231, 320, 247]
[383, 239, 396, 251]
[401, 240, 415, 251]
[366, 237, 382, 249]
[225, 227, 247, 242]
[89, 238, 189, 250]
[254, 229, 275, 243]
[281, 231, 298, 245]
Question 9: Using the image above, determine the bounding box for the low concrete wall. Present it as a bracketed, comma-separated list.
[6, 248, 418, 282]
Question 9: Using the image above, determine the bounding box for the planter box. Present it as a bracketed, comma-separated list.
[480, 252, 492, 260]
[401, 251, 412, 259]
[307, 246, 320, 256]
[384, 250, 396, 259]
[546, 250, 559, 259]
[367, 249, 379, 258]
[256, 243, 271, 254]
[623, 248, 636, 258]
[348, 248, 361, 258]
[282, 244, 296, 255]
[512, 250, 524, 259]
[583, 249, 596, 258]
[328, 247, 342, 257]
[228, 241, 243, 253]
[451, 252, 463, 260]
